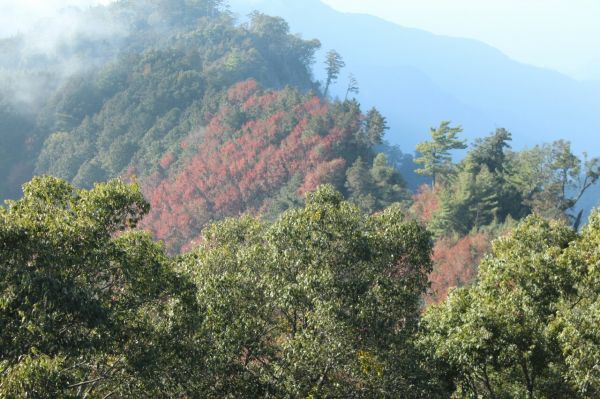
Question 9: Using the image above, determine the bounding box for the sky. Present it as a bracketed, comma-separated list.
[320, 0, 600, 80]
[1, 0, 599, 80]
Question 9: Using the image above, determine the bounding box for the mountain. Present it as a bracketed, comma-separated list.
[1, 0, 598, 246]
[0, 0, 407, 251]
[0, 0, 319, 199]
[229, 0, 600, 155]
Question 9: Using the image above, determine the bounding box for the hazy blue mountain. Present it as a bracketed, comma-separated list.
[229, 0, 600, 156]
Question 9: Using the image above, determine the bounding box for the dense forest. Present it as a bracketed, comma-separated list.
[1, 0, 600, 397]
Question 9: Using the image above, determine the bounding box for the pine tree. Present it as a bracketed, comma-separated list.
[365, 108, 388, 145]
[344, 73, 359, 100]
[323, 50, 345, 97]
[415, 121, 466, 188]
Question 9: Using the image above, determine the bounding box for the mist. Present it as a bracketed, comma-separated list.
[0, 1, 127, 112]
[0, 0, 115, 38]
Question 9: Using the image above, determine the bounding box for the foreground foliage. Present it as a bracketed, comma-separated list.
[1, 178, 435, 397]
[421, 213, 600, 398]
[0, 176, 201, 397]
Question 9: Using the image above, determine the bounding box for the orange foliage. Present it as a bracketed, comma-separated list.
[159, 152, 175, 169]
[410, 184, 439, 224]
[141, 80, 360, 252]
[427, 233, 491, 304]
[299, 158, 346, 194]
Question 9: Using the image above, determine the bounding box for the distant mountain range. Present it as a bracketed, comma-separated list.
[229, 0, 600, 155]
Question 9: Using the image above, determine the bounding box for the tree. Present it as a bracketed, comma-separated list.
[365, 107, 388, 145]
[469, 128, 512, 174]
[345, 154, 406, 213]
[415, 121, 467, 188]
[467, 129, 527, 224]
[323, 49, 345, 97]
[509, 140, 600, 222]
[345, 73, 359, 100]
[345, 156, 376, 212]
[419, 128, 526, 237]
[179, 185, 435, 397]
[429, 162, 500, 236]
[0, 176, 201, 397]
[370, 153, 407, 208]
[420, 215, 579, 398]
[552, 210, 600, 396]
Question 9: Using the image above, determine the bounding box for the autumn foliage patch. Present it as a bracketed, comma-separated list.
[142, 81, 362, 252]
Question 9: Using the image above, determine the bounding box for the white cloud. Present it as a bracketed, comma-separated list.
[0, 0, 116, 38]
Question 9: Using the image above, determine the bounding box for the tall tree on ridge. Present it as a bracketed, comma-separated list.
[345, 73, 359, 100]
[323, 49, 345, 97]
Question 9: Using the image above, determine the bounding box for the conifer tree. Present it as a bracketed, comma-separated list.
[344, 73, 359, 100]
[415, 121, 466, 188]
[365, 108, 388, 145]
[323, 49, 345, 97]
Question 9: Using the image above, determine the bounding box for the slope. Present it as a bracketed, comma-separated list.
[4, 0, 405, 252]
[229, 0, 600, 155]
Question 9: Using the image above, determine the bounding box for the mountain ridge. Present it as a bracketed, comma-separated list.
[229, 0, 600, 155]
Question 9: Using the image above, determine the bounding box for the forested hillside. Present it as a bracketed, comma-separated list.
[142, 80, 400, 251]
[1, 0, 600, 397]
[1, 0, 320, 198]
[1, 0, 407, 253]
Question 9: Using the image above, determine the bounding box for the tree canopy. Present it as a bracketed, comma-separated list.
[1, 178, 438, 397]
[0, 176, 200, 397]
[420, 212, 600, 398]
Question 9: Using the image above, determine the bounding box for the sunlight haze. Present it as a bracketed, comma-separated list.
[321, 0, 600, 80]
[2, 0, 599, 79]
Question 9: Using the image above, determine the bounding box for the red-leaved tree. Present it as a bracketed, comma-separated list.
[142, 80, 364, 252]
[427, 233, 491, 304]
